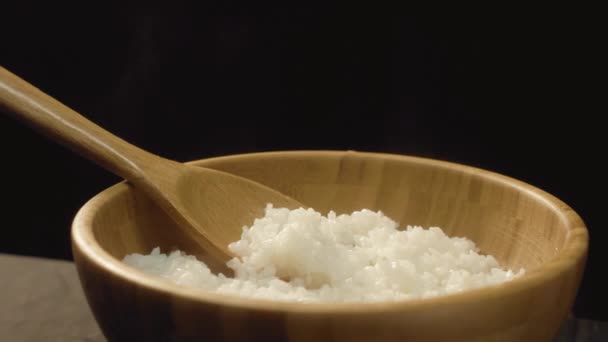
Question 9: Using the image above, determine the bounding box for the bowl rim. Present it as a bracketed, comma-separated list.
[72, 150, 588, 314]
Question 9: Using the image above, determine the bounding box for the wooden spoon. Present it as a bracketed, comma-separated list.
[0, 66, 302, 263]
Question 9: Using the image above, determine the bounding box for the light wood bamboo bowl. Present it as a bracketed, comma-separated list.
[72, 151, 588, 341]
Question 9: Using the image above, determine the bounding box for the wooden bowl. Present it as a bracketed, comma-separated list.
[72, 151, 588, 341]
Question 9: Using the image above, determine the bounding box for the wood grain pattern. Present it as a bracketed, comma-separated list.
[72, 151, 588, 341]
[0, 66, 301, 264]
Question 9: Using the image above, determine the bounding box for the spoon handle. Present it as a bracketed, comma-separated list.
[0, 66, 166, 182]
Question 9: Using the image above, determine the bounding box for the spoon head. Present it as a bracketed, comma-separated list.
[151, 164, 303, 264]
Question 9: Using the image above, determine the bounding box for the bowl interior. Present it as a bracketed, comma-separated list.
[89, 151, 571, 274]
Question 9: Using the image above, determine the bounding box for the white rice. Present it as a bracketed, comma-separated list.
[123, 205, 524, 302]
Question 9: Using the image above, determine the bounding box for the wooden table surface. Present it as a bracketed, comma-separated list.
[0, 254, 104, 341]
[0, 254, 604, 342]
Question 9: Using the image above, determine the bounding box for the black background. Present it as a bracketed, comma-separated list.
[1, 3, 603, 319]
